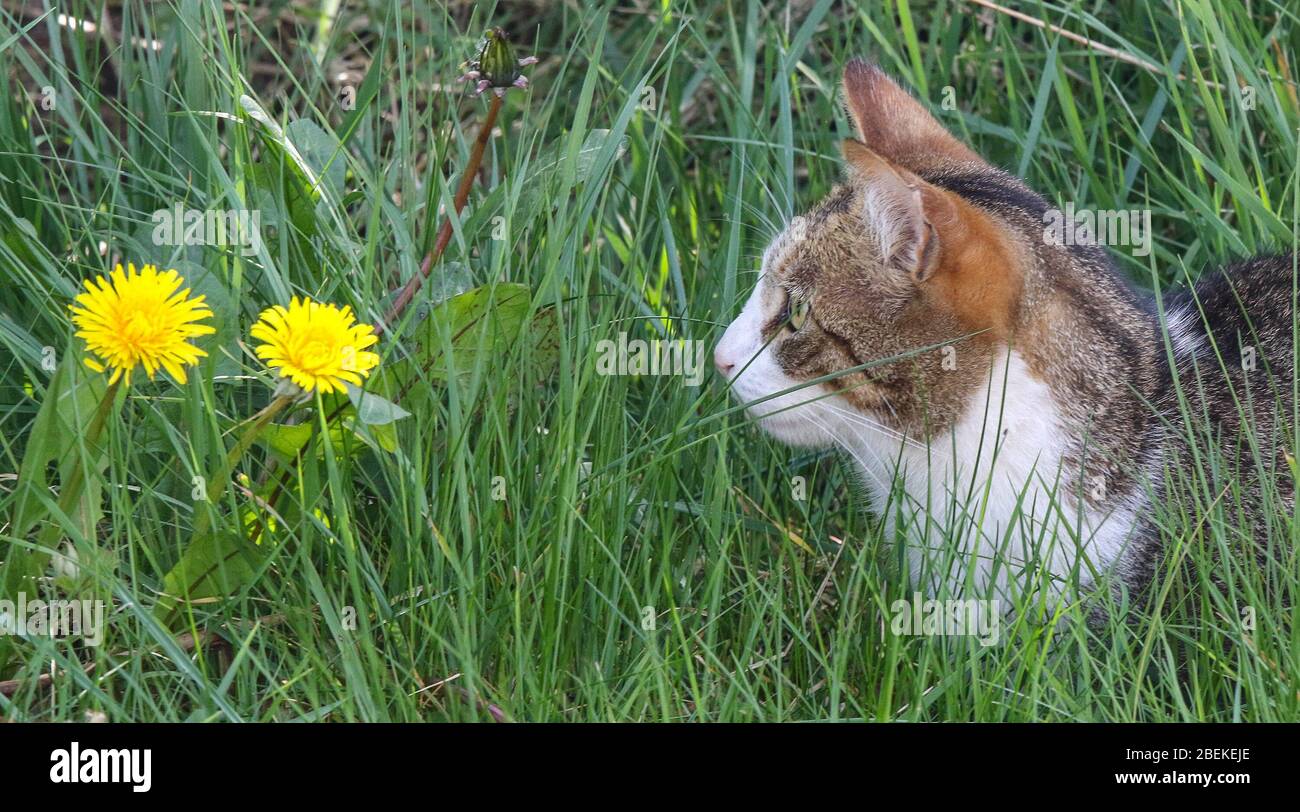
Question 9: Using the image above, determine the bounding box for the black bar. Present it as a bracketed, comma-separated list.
[0, 723, 1283, 796]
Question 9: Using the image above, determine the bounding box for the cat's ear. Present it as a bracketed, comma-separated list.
[841, 139, 954, 283]
[842, 58, 980, 173]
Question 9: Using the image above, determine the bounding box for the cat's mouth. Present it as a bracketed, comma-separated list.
[723, 356, 912, 450]
[749, 405, 836, 447]
[726, 372, 839, 448]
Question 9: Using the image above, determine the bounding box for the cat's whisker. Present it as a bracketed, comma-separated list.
[806, 412, 890, 494]
[876, 391, 904, 425]
[821, 400, 922, 450]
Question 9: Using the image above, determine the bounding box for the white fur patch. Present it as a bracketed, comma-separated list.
[835, 350, 1135, 603]
[1164, 304, 1204, 360]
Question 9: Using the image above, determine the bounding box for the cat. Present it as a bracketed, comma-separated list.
[714, 58, 1296, 612]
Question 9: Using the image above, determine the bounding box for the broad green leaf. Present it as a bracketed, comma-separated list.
[260, 411, 399, 461]
[155, 529, 271, 625]
[262, 422, 315, 459]
[241, 96, 348, 241]
[240, 95, 324, 202]
[7, 358, 111, 547]
[525, 305, 562, 381]
[345, 384, 411, 425]
[0, 359, 115, 671]
[377, 283, 527, 410]
[517, 128, 625, 223]
[378, 283, 562, 418]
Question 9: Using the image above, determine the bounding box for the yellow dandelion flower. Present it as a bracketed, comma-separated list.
[69, 263, 216, 386]
[251, 296, 380, 395]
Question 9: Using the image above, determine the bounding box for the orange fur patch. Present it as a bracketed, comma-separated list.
[924, 192, 1022, 342]
[842, 139, 1022, 341]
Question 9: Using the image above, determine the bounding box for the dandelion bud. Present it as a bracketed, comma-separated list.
[462, 28, 537, 97]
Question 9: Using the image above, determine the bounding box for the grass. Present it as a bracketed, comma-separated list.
[0, 0, 1298, 722]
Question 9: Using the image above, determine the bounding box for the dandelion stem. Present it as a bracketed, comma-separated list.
[380, 93, 504, 336]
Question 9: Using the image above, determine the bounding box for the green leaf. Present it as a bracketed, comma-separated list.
[285, 119, 346, 204]
[261, 408, 400, 462]
[525, 305, 562, 382]
[262, 422, 315, 459]
[174, 260, 241, 380]
[345, 384, 411, 425]
[517, 129, 625, 223]
[377, 283, 563, 418]
[240, 95, 325, 203]
[411, 282, 532, 380]
[0, 359, 115, 672]
[7, 359, 110, 545]
[240, 96, 348, 242]
[377, 283, 524, 409]
[155, 529, 271, 625]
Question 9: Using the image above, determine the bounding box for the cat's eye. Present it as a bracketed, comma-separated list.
[788, 296, 811, 331]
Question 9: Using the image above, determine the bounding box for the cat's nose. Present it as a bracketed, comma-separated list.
[714, 345, 735, 377]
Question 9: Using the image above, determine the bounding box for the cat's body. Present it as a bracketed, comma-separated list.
[714, 60, 1295, 608]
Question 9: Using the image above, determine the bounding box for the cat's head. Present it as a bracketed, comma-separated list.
[714, 59, 1031, 448]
